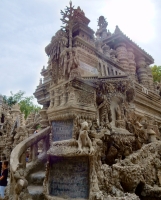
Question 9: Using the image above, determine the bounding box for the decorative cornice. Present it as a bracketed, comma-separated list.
[103, 32, 154, 64]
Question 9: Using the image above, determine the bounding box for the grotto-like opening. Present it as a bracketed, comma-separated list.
[1, 114, 5, 123]
[135, 181, 145, 198]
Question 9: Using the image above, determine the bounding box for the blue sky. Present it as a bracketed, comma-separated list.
[0, 0, 161, 103]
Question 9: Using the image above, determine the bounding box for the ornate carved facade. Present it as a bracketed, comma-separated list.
[6, 2, 161, 200]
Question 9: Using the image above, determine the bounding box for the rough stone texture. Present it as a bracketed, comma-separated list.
[0, 98, 42, 162]
[0, 100, 25, 160]
[5, 2, 161, 200]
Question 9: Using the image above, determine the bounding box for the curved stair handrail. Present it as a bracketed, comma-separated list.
[9, 126, 51, 199]
[10, 126, 50, 173]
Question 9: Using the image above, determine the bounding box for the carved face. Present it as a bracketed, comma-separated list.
[81, 121, 88, 130]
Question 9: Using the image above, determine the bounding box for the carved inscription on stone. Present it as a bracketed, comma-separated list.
[52, 120, 73, 141]
[79, 61, 99, 76]
[49, 156, 89, 199]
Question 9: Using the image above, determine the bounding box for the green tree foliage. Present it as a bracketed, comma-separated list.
[151, 65, 161, 82]
[3, 90, 41, 119]
[3, 91, 25, 106]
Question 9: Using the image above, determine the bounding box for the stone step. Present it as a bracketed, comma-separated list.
[29, 171, 45, 185]
[28, 185, 44, 200]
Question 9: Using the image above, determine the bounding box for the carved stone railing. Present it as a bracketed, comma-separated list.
[9, 126, 51, 199]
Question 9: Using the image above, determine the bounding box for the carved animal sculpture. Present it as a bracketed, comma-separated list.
[77, 121, 94, 154]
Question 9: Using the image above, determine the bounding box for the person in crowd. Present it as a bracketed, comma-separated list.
[0, 161, 2, 176]
[34, 129, 38, 134]
[0, 160, 8, 198]
[26, 154, 29, 162]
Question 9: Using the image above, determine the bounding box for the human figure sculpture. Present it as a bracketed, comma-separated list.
[77, 121, 94, 154]
[115, 105, 122, 120]
[63, 54, 67, 75]
[67, 51, 73, 74]
[67, 49, 79, 75]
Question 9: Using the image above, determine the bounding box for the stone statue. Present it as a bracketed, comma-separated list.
[77, 121, 94, 154]
[115, 105, 122, 120]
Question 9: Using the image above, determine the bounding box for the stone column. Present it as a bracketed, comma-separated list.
[54, 88, 60, 107]
[31, 143, 38, 161]
[102, 62, 107, 76]
[146, 63, 154, 90]
[105, 64, 109, 76]
[127, 48, 136, 79]
[115, 42, 129, 73]
[60, 85, 67, 106]
[43, 136, 49, 153]
[102, 29, 108, 39]
[39, 108, 49, 128]
[100, 62, 105, 76]
[68, 87, 76, 105]
[99, 62, 105, 76]
[136, 57, 148, 88]
[95, 40, 103, 53]
[102, 45, 110, 58]
[49, 91, 54, 108]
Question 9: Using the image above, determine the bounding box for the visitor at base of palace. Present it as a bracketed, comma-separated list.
[0, 160, 8, 198]
[0, 161, 2, 176]
[34, 129, 38, 134]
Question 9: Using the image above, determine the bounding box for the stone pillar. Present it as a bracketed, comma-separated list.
[20, 113, 25, 126]
[105, 64, 109, 76]
[127, 48, 136, 79]
[39, 108, 49, 128]
[49, 91, 54, 108]
[11, 104, 21, 122]
[146, 63, 154, 90]
[95, 40, 103, 53]
[115, 42, 129, 73]
[102, 63, 107, 76]
[102, 29, 108, 39]
[68, 87, 76, 105]
[136, 57, 148, 88]
[60, 85, 67, 106]
[31, 143, 38, 161]
[101, 64, 105, 76]
[102, 45, 110, 58]
[43, 136, 49, 153]
[99, 62, 105, 76]
[54, 88, 60, 107]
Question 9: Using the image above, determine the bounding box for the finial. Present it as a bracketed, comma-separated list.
[39, 78, 42, 85]
[115, 25, 121, 34]
[69, 0, 72, 6]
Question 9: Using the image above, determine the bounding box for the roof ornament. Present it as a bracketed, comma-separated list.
[60, 1, 75, 48]
[114, 25, 122, 34]
[96, 16, 109, 39]
[98, 16, 108, 30]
